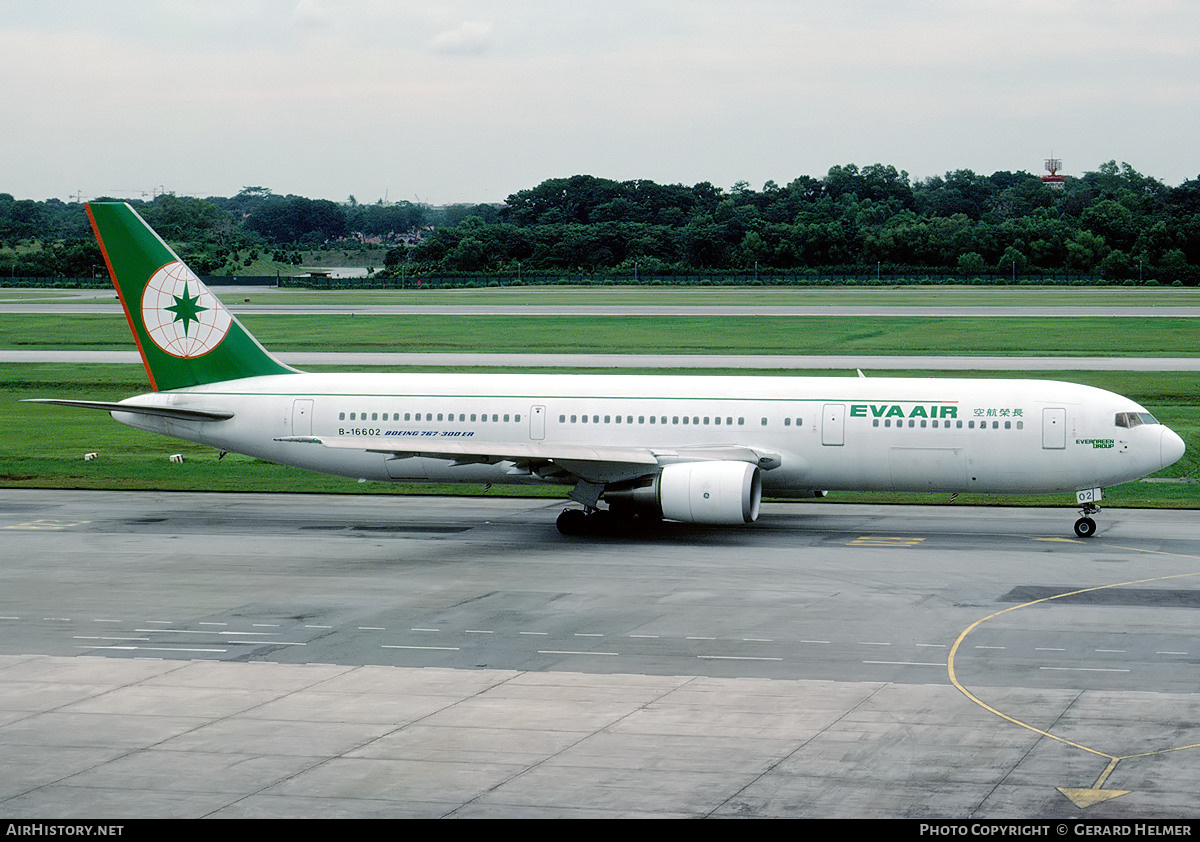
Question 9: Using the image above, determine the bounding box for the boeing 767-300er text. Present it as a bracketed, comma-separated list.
[28, 203, 1186, 537]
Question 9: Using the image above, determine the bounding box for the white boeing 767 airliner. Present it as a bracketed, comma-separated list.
[29, 203, 1186, 537]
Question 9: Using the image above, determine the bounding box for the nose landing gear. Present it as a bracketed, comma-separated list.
[1074, 501, 1099, 538]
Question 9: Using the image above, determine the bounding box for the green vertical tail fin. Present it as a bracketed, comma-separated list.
[87, 202, 295, 391]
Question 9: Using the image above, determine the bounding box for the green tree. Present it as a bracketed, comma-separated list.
[957, 252, 987, 275]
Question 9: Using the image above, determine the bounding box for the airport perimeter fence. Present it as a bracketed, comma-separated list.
[5, 272, 1185, 290]
[1, 275, 282, 289]
[279, 271, 1151, 290]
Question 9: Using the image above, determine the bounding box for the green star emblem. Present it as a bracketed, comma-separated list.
[164, 282, 208, 336]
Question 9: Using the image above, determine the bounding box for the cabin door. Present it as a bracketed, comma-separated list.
[822, 403, 845, 446]
[291, 399, 314, 436]
[530, 405, 546, 441]
[1042, 407, 1066, 449]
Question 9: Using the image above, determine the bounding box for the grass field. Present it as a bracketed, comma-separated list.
[2, 312, 1197, 357]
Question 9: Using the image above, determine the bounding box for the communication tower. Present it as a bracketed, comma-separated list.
[1041, 157, 1066, 189]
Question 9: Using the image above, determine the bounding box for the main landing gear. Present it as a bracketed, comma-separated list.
[556, 507, 650, 536]
[557, 507, 622, 536]
[1074, 502, 1099, 539]
[556, 508, 591, 536]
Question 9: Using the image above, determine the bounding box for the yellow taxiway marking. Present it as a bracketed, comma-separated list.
[1, 519, 92, 530]
[849, 536, 925, 547]
[1058, 759, 1130, 809]
[948, 543, 1200, 809]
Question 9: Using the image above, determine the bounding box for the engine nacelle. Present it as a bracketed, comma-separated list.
[607, 461, 762, 524]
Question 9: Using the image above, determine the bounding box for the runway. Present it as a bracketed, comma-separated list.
[2, 490, 1199, 817]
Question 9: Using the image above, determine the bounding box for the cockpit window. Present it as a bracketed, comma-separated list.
[1115, 412, 1159, 428]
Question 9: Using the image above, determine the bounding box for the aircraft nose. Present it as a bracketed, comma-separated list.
[1161, 426, 1186, 469]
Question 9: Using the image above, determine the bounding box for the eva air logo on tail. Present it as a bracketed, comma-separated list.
[87, 201, 294, 390]
[141, 261, 232, 358]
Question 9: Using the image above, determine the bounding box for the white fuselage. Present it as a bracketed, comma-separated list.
[110, 372, 1181, 497]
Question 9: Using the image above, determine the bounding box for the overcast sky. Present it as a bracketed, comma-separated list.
[4, 1, 1198, 205]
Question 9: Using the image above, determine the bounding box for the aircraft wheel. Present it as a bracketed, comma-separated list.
[556, 509, 588, 536]
[1073, 517, 1097, 538]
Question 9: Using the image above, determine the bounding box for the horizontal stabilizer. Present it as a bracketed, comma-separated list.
[23, 399, 234, 422]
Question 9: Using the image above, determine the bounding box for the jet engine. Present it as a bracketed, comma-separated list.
[605, 461, 762, 524]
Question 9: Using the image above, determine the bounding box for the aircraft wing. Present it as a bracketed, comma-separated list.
[23, 399, 234, 422]
[275, 435, 779, 484]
